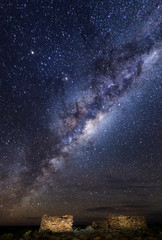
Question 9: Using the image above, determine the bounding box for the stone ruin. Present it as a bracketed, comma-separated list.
[108, 216, 147, 231]
[39, 214, 147, 233]
[92, 216, 147, 232]
[39, 214, 73, 232]
[92, 220, 108, 229]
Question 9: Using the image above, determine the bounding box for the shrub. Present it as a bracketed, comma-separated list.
[92, 237, 101, 240]
[0, 233, 13, 240]
[34, 229, 52, 239]
[84, 226, 94, 233]
[76, 234, 88, 240]
[104, 234, 113, 240]
[24, 230, 32, 237]
[73, 227, 82, 231]
[73, 229, 81, 234]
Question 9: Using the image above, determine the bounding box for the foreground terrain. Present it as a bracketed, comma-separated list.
[0, 225, 162, 240]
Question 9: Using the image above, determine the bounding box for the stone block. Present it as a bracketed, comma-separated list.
[39, 214, 73, 232]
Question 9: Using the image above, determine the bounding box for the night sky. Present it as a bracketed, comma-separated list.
[1, 0, 162, 226]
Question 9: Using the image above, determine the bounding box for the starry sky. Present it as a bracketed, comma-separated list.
[0, 0, 162, 226]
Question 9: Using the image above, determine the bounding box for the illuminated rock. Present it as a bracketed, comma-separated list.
[91, 215, 147, 232]
[39, 214, 73, 232]
[107, 215, 147, 231]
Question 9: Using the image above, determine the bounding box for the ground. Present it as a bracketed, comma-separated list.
[0, 224, 162, 240]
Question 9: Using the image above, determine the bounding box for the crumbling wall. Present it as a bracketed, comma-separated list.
[108, 216, 147, 231]
[39, 214, 73, 232]
[92, 220, 108, 229]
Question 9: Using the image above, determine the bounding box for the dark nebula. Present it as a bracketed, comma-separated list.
[0, 0, 162, 225]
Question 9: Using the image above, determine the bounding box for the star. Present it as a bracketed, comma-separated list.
[1, 0, 162, 226]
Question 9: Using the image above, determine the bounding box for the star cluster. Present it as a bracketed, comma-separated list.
[0, 0, 162, 225]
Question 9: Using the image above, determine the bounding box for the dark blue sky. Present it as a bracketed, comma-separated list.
[0, 0, 162, 225]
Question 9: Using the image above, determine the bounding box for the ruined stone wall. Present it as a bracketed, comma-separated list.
[92, 220, 108, 229]
[39, 214, 73, 232]
[107, 216, 147, 231]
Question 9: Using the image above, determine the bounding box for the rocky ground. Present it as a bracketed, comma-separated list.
[0, 225, 162, 240]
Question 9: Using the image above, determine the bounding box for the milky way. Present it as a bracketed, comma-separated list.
[1, 0, 162, 225]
